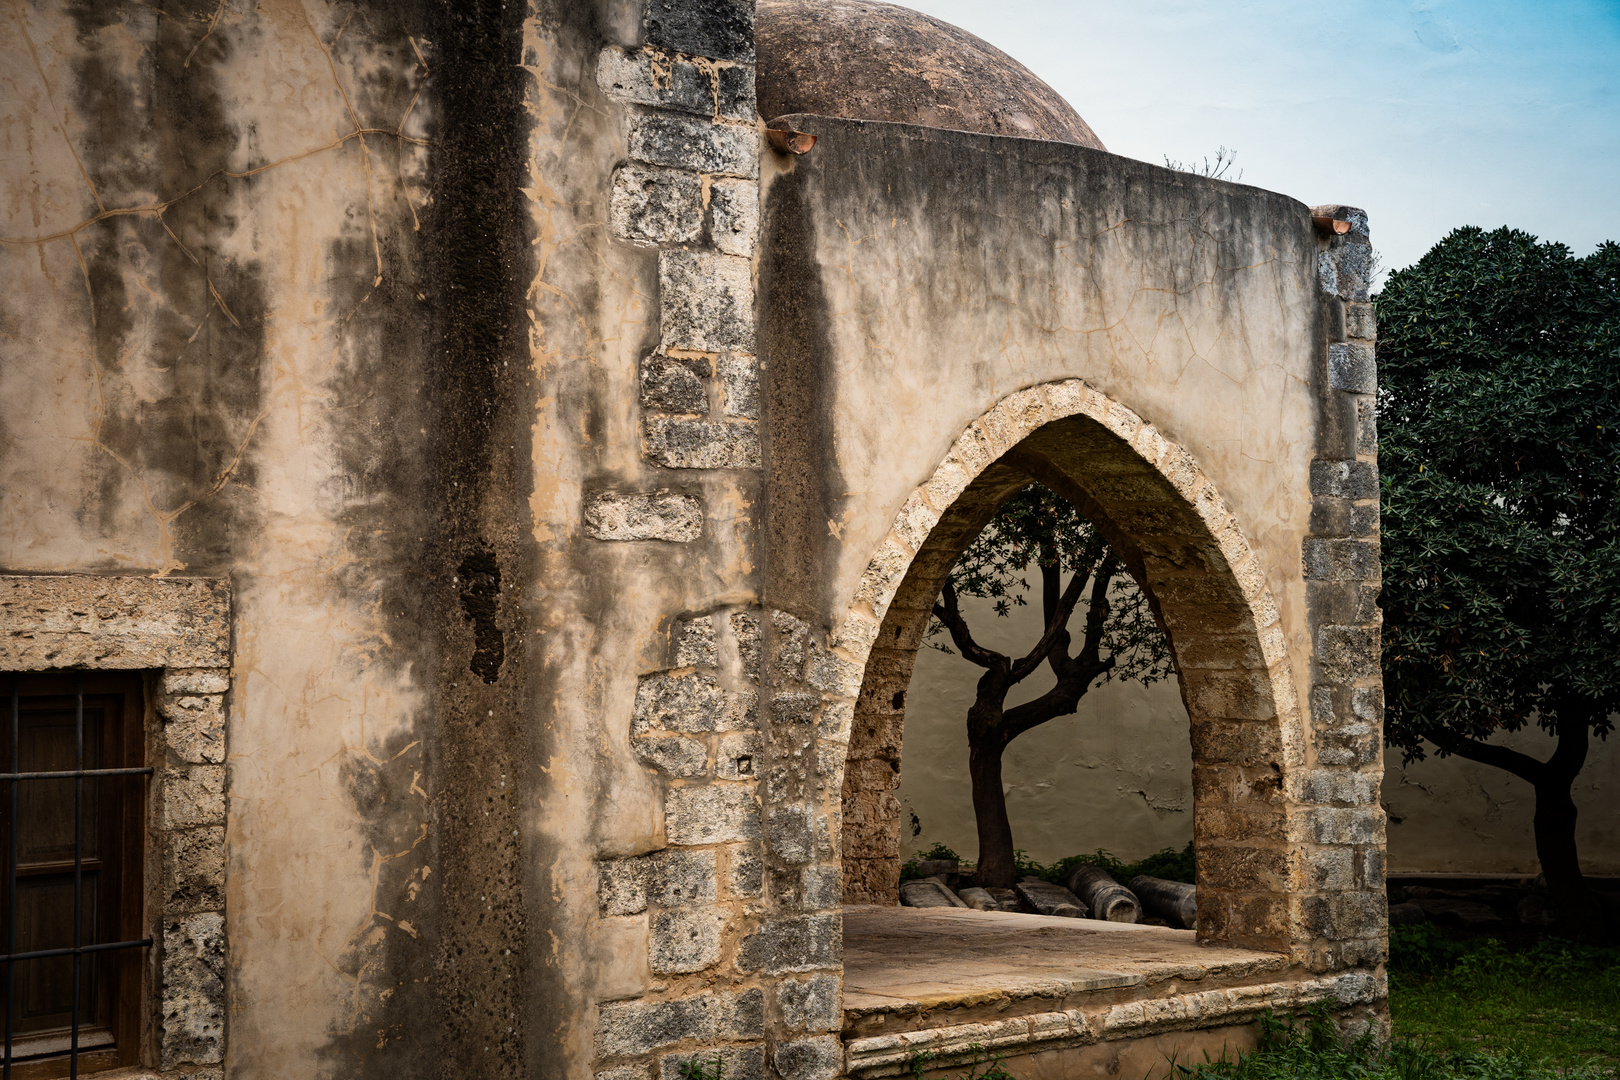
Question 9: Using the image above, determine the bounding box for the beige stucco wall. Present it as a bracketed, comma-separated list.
[898, 582, 1620, 876]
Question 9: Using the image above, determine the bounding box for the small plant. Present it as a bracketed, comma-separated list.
[916, 842, 960, 862]
[676, 1053, 725, 1080]
[906, 1043, 1013, 1080]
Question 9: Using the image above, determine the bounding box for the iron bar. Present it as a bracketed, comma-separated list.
[72, 672, 83, 1080]
[5, 679, 14, 1080]
[0, 676, 152, 1075]
[0, 769, 153, 782]
[0, 940, 153, 965]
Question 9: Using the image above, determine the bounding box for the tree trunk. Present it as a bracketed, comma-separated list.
[969, 737, 1017, 889]
[1534, 770, 1587, 919]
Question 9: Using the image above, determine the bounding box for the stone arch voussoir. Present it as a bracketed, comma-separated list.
[829, 380, 1307, 953]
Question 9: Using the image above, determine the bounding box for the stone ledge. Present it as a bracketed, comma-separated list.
[845, 972, 1377, 1077]
[0, 575, 230, 670]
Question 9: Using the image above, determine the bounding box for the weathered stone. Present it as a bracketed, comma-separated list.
[958, 886, 997, 911]
[728, 845, 764, 898]
[586, 491, 705, 542]
[767, 806, 817, 864]
[667, 784, 761, 844]
[649, 907, 726, 973]
[803, 642, 862, 696]
[731, 610, 761, 681]
[659, 250, 756, 352]
[1309, 459, 1378, 500]
[0, 575, 230, 671]
[659, 1045, 765, 1080]
[600, 848, 719, 915]
[634, 736, 709, 777]
[1318, 626, 1381, 682]
[773, 1036, 843, 1080]
[164, 826, 226, 913]
[644, 0, 755, 62]
[598, 1066, 651, 1080]
[644, 415, 761, 470]
[163, 667, 230, 695]
[641, 354, 712, 414]
[716, 731, 760, 779]
[1356, 399, 1378, 455]
[1303, 537, 1379, 582]
[1014, 880, 1087, 918]
[717, 351, 760, 417]
[162, 694, 226, 764]
[709, 178, 759, 258]
[161, 766, 226, 829]
[1328, 342, 1376, 394]
[630, 111, 759, 178]
[673, 615, 718, 668]
[596, 47, 755, 122]
[161, 912, 225, 1067]
[899, 879, 966, 909]
[634, 671, 726, 734]
[595, 988, 765, 1056]
[1304, 807, 1383, 846]
[800, 864, 842, 911]
[771, 691, 821, 726]
[736, 914, 841, 973]
[775, 972, 841, 1032]
[1345, 301, 1376, 340]
[1066, 865, 1141, 922]
[611, 164, 704, 245]
[817, 700, 853, 742]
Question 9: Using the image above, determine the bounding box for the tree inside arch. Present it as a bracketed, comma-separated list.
[928, 482, 1176, 889]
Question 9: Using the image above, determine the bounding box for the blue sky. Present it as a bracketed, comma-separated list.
[899, 0, 1620, 275]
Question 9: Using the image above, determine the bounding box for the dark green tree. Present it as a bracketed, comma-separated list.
[929, 483, 1175, 889]
[1377, 227, 1620, 920]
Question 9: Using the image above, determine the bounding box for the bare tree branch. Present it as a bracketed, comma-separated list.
[932, 580, 1007, 671]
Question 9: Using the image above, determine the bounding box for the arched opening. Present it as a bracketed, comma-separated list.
[839, 384, 1300, 952]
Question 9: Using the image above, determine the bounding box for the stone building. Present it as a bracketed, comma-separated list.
[0, 0, 1384, 1077]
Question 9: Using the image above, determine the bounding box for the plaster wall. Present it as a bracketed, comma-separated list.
[0, 0, 645, 1074]
[897, 588, 1620, 876]
[0, 2, 1389, 1077]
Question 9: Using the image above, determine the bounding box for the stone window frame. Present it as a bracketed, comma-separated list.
[0, 575, 229, 1076]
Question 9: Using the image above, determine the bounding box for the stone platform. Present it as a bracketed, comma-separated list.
[842, 906, 1380, 1078]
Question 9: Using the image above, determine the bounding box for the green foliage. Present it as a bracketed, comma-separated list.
[1376, 227, 1620, 760]
[927, 483, 1174, 689]
[906, 1043, 1015, 1080]
[1175, 1001, 1615, 1079]
[676, 1054, 725, 1080]
[899, 842, 962, 883]
[1385, 926, 1620, 1070]
[1016, 841, 1196, 886]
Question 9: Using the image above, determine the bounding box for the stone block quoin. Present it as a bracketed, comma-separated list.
[591, 4, 785, 1074]
[1296, 205, 1386, 973]
[0, 574, 231, 1071]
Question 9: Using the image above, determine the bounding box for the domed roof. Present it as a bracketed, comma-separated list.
[755, 0, 1105, 150]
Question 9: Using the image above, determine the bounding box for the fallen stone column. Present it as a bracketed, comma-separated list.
[1014, 880, 1088, 918]
[1128, 875, 1197, 929]
[1066, 865, 1141, 923]
[900, 878, 968, 908]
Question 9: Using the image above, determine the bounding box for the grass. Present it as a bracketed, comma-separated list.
[1387, 925, 1620, 1071]
[1176, 928, 1620, 1079]
[1173, 1003, 1616, 1079]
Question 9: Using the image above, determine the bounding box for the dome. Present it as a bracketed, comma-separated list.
[755, 0, 1105, 150]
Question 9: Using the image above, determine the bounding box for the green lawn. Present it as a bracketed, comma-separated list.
[1388, 927, 1620, 1072]
[1179, 926, 1620, 1079]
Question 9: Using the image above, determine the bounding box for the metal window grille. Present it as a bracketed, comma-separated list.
[3, 676, 152, 1079]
